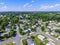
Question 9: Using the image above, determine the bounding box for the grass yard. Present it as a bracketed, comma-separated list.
[44, 39, 49, 44]
[22, 39, 27, 45]
[52, 35, 58, 38]
[1, 42, 16, 45]
[31, 35, 45, 45]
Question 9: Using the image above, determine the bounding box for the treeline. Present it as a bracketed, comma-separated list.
[0, 12, 60, 21]
[29, 12, 60, 21]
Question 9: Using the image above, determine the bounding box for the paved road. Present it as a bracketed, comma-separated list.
[31, 27, 60, 45]
[0, 26, 60, 45]
[0, 26, 22, 45]
[28, 27, 60, 45]
[44, 34, 60, 45]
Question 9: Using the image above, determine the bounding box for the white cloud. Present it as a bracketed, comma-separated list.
[28, 4, 32, 7]
[31, 0, 35, 3]
[0, 5, 8, 11]
[54, 4, 60, 7]
[23, 0, 35, 8]
[2, 6, 8, 9]
[40, 4, 60, 10]
[0, 2, 4, 5]
[40, 5, 53, 9]
[23, 3, 29, 7]
[23, 3, 33, 8]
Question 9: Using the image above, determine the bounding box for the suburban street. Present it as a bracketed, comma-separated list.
[0, 25, 22, 45]
[36, 27, 60, 45]
[0, 26, 60, 45]
[0, 0, 60, 45]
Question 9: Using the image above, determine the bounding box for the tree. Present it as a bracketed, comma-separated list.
[31, 36, 35, 40]
[3, 34, 8, 38]
[9, 30, 14, 37]
[55, 30, 60, 34]
[45, 22, 49, 27]
[41, 26, 45, 31]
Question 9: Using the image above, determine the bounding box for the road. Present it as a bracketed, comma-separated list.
[31, 27, 60, 45]
[28, 27, 60, 45]
[0, 26, 22, 45]
[0, 26, 60, 45]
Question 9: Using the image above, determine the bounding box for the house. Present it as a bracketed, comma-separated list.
[49, 21, 55, 23]
[52, 26, 60, 30]
[0, 32, 8, 36]
[45, 28, 50, 32]
[32, 25, 36, 29]
[38, 35, 46, 41]
[0, 15, 3, 17]
[46, 41, 55, 45]
[56, 23, 60, 26]
[20, 24, 24, 28]
[48, 25, 53, 29]
[22, 28, 31, 33]
[5, 24, 11, 32]
[27, 39, 36, 45]
[51, 31, 59, 36]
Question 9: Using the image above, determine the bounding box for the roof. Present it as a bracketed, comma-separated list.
[27, 39, 36, 45]
[20, 24, 24, 28]
[38, 35, 45, 41]
[46, 41, 55, 45]
[23, 28, 31, 32]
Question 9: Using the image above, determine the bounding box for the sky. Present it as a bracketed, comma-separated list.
[0, 0, 60, 11]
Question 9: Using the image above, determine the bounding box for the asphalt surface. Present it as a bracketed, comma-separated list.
[36, 27, 60, 45]
[0, 26, 60, 45]
[0, 26, 22, 45]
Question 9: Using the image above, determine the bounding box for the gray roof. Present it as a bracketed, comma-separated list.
[27, 39, 36, 45]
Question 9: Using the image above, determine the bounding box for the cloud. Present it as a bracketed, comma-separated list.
[40, 4, 60, 10]
[23, 3, 29, 7]
[0, 2, 8, 11]
[2, 6, 8, 9]
[54, 4, 60, 7]
[23, 0, 35, 8]
[0, 5, 8, 11]
[31, 0, 35, 3]
[40, 5, 53, 9]
[0, 2, 4, 5]
[23, 3, 33, 8]
[28, 4, 32, 7]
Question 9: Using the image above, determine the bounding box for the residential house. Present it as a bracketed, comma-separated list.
[46, 41, 55, 45]
[22, 28, 31, 33]
[38, 35, 46, 41]
[5, 24, 11, 33]
[27, 39, 36, 45]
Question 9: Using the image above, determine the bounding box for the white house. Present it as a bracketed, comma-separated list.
[22, 28, 31, 33]
[20, 24, 24, 28]
[46, 41, 55, 45]
[38, 35, 46, 41]
[51, 31, 59, 36]
[56, 23, 60, 26]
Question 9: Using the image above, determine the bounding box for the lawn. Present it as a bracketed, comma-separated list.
[22, 39, 27, 45]
[1, 42, 16, 45]
[31, 35, 45, 45]
[52, 35, 58, 38]
[44, 39, 49, 44]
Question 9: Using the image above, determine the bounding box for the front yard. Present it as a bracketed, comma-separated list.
[1, 42, 16, 45]
[22, 39, 27, 45]
[31, 35, 46, 45]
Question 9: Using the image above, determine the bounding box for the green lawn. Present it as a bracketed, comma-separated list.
[1, 42, 16, 45]
[44, 39, 49, 44]
[22, 39, 27, 45]
[52, 35, 58, 38]
[31, 35, 45, 45]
